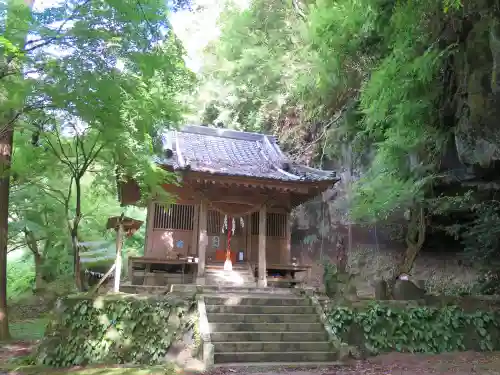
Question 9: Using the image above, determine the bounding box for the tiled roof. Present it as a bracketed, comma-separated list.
[156, 125, 337, 183]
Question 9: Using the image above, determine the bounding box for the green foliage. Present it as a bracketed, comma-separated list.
[327, 303, 499, 354]
[3, 0, 194, 295]
[10, 318, 48, 341]
[197, 0, 454, 222]
[7, 257, 35, 298]
[323, 261, 338, 298]
[35, 294, 196, 367]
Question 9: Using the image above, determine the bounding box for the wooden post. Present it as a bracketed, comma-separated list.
[191, 203, 200, 256]
[258, 205, 267, 287]
[143, 199, 154, 256]
[198, 200, 208, 279]
[90, 264, 116, 295]
[128, 257, 134, 284]
[114, 223, 124, 292]
[246, 214, 252, 262]
[285, 212, 291, 263]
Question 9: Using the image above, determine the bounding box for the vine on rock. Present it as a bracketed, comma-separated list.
[35, 294, 196, 367]
[327, 303, 499, 355]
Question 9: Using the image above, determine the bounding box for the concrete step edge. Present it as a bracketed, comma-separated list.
[213, 341, 330, 344]
[205, 305, 314, 308]
[211, 331, 327, 334]
[207, 313, 318, 316]
[203, 294, 305, 299]
[213, 361, 344, 368]
[214, 351, 335, 354]
[209, 322, 324, 325]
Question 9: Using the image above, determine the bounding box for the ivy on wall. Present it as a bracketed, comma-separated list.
[35, 294, 196, 367]
[327, 303, 499, 355]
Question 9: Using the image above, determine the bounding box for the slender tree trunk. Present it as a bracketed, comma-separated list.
[71, 177, 83, 291]
[398, 205, 426, 276]
[0, 126, 13, 340]
[33, 251, 44, 291]
[0, 0, 36, 342]
[24, 229, 44, 291]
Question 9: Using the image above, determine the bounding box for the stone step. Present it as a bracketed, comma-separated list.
[207, 313, 320, 324]
[204, 295, 307, 306]
[204, 270, 253, 276]
[200, 286, 296, 294]
[206, 304, 316, 314]
[206, 263, 249, 271]
[214, 351, 338, 364]
[204, 283, 257, 288]
[210, 331, 328, 342]
[209, 322, 325, 332]
[213, 341, 331, 353]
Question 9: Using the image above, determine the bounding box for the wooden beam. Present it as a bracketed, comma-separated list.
[284, 212, 291, 264]
[246, 214, 252, 263]
[144, 200, 154, 256]
[114, 223, 124, 292]
[198, 200, 208, 279]
[191, 203, 200, 256]
[184, 171, 313, 193]
[188, 181, 293, 209]
[258, 205, 267, 287]
[89, 264, 116, 295]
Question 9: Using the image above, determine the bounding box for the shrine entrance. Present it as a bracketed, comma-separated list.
[118, 125, 339, 287]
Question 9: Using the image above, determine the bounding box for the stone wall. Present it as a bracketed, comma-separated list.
[291, 201, 479, 296]
[323, 296, 500, 358]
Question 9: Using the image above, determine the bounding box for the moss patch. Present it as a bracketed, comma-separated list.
[326, 301, 500, 356]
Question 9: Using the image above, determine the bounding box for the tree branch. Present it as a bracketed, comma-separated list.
[23, 0, 92, 52]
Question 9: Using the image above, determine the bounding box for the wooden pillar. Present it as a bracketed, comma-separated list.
[246, 214, 252, 263]
[284, 212, 291, 263]
[258, 205, 267, 287]
[191, 203, 200, 256]
[144, 200, 155, 256]
[114, 223, 124, 292]
[198, 200, 208, 279]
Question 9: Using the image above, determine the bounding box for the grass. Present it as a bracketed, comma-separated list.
[5, 365, 176, 375]
[9, 317, 48, 341]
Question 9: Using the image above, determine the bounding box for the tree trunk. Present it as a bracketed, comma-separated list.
[72, 177, 83, 291]
[33, 251, 44, 291]
[24, 229, 44, 291]
[0, 125, 13, 340]
[398, 205, 426, 276]
[0, 0, 36, 342]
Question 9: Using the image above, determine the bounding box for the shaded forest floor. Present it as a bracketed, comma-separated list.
[3, 295, 500, 374]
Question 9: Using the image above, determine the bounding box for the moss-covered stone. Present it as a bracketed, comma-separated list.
[34, 293, 196, 368]
[325, 299, 500, 355]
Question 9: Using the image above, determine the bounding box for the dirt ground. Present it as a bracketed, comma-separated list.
[1, 346, 500, 374]
[205, 352, 500, 375]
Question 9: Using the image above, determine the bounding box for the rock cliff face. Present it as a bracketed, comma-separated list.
[454, 14, 500, 167]
[291, 6, 500, 292]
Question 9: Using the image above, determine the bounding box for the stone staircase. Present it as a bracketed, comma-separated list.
[205, 292, 337, 364]
[204, 262, 256, 287]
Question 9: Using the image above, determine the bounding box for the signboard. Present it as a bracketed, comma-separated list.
[212, 236, 220, 249]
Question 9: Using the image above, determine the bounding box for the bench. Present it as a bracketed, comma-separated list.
[253, 263, 312, 288]
[128, 257, 197, 286]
